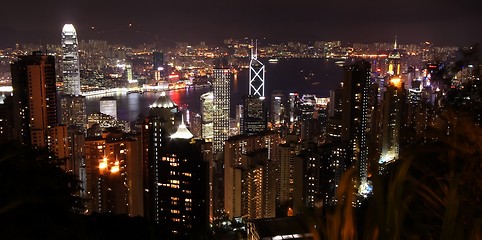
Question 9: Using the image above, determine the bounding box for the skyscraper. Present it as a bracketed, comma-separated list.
[212, 68, 230, 156]
[379, 77, 404, 165]
[61, 24, 81, 96]
[60, 24, 86, 189]
[200, 91, 214, 140]
[224, 132, 279, 220]
[241, 95, 267, 135]
[60, 24, 85, 128]
[11, 51, 60, 148]
[387, 36, 401, 76]
[341, 60, 373, 196]
[156, 126, 208, 237]
[249, 41, 265, 98]
[212, 67, 230, 218]
[243, 42, 267, 135]
[145, 92, 181, 221]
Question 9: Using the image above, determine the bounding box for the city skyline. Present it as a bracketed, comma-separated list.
[1, 0, 481, 48]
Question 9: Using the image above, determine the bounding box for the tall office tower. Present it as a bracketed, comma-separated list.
[387, 36, 401, 76]
[100, 96, 117, 119]
[212, 68, 230, 156]
[341, 60, 373, 196]
[84, 129, 144, 215]
[200, 91, 214, 140]
[60, 24, 86, 192]
[145, 92, 181, 221]
[379, 77, 404, 166]
[224, 132, 280, 220]
[245, 42, 266, 135]
[270, 92, 284, 128]
[11, 52, 62, 148]
[155, 124, 209, 237]
[249, 41, 265, 98]
[61, 24, 81, 96]
[242, 95, 267, 135]
[212, 67, 230, 219]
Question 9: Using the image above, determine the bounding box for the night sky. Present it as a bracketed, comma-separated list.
[1, 0, 481, 47]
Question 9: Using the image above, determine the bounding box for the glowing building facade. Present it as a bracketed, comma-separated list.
[212, 68, 230, 156]
[387, 36, 401, 76]
[249, 41, 265, 98]
[200, 91, 214, 140]
[61, 24, 81, 96]
[100, 96, 117, 119]
[379, 77, 404, 165]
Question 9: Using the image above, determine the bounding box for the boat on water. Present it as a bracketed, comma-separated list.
[268, 58, 279, 63]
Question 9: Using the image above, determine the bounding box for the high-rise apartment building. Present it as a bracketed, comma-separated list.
[341, 60, 373, 196]
[155, 124, 209, 237]
[10, 52, 66, 152]
[379, 77, 405, 165]
[224, 132, 279, 220]
[84, 130, 143, 216]
[144, 92, 181, 221]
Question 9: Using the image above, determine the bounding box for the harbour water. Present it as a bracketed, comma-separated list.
[85, 58, 343, 122]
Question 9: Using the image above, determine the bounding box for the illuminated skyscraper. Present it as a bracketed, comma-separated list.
[200, 91, 214, 140]
[249, 41, 265, 98]
[60, 24, 85, 128]
[379, 77, 404, 165]
[212, 67, 230, 218]
[387, 36, 401, 76]
[61, 24, 81, 96]
[60, 24, 86, 189]
[212, 68, 230, 156]
[341, 60, 372, 196]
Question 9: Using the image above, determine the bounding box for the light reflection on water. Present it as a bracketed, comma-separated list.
[85, 59, 342, 122]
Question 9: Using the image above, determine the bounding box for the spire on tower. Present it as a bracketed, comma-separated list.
[394, 36, 398, 50]
[251, 39, 258, 60]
